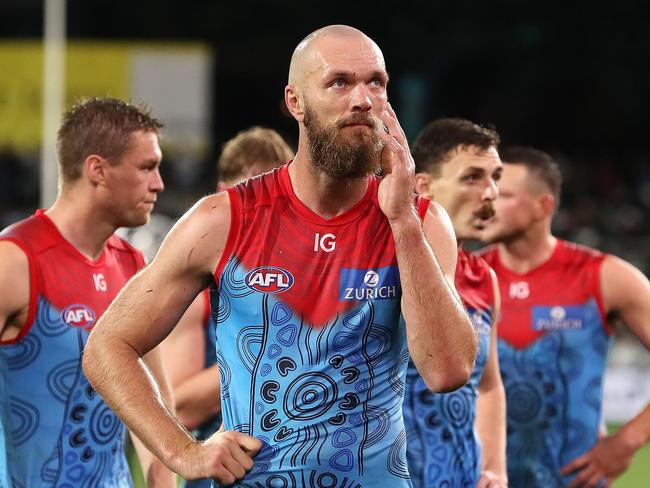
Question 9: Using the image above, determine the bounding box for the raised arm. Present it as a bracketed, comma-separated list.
[378, 102, 476, 392]
[562, 255, 650, 487]
[82, 192, 261, 485]
[476, 269, 508, 487]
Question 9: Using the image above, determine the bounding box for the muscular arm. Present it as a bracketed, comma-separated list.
[130, 348, 178, 487]
[0, 241, 30, 341]
[394, 202, 476, 392]
[476, 269, 507, 487]
[561, 255, 650, 487]
[159, 293, 221, 430]
[83, 193, 261, 484]
[378, 102, 476, 392]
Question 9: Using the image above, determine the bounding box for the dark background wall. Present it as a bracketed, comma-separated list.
[1, 0, 649, 268]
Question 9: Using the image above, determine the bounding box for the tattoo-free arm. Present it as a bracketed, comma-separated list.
[394, 202, 477, 392]
[83, 193, 261, 484]
[476, 269, 507, 487]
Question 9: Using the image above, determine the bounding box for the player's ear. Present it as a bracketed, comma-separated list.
[539, 193, 556, 217]
[414, 173, 432, 197]
[85, 154, 109, 186]
[285, 85, 304, 122]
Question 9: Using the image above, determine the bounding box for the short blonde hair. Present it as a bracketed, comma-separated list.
[218, 126, 293, 184]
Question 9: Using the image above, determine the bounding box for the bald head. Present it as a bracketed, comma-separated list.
[288, 25, 384, 87]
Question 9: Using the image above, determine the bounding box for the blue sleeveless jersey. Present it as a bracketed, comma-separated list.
[209, 166, 429, 487]
[481, 240, 612, 487]
[0, 210, 143, 487]
[403, 248, 495, 487]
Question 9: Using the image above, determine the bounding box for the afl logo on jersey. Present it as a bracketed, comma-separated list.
[245, 266, 295, 294]
[61, 304, 96, 329]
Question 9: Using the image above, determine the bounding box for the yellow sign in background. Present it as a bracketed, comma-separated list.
[0, 41, 131, 150]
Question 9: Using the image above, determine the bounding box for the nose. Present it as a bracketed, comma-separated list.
[350, 83, 372, 112]
[150, 167, 165, 193]
[483, 178, 498, 201]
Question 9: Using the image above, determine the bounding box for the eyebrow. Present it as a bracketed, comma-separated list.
[326, 70, 389, 82]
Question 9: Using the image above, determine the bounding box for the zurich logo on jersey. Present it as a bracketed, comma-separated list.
[339, 266, 401, 301]
[62, 304, 96, 329]
[245, 266, 295, 294]
[532, 304, 590, 331]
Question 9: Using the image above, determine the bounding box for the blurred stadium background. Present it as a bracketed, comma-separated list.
[0, 1, 648, 485]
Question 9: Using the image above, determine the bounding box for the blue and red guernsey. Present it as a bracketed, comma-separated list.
[211, 164, 428, 487]
[403, 248, 495, 487]
[480, 240, 611, 488]
[0, 210, 144, 488]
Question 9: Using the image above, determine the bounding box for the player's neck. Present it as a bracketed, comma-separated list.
[45, 192, 116, 261]
[498, 229, 557, 274]
[289, 151, 370, 220]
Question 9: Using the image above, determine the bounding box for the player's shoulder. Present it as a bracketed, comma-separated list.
[0, 211, 58, 255]
[555, 239, 606, 265]
[168, 192, 232, 246]
[105, 234, 145, 264]
[230, 164, 286, 212]
[458, 247, 493, 284]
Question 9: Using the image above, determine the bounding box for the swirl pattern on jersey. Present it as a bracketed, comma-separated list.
[403, 306, 492, 488]
[214, 257, 410, 487]
[498, 299, 611, 488]
[1, 299, 132, 487]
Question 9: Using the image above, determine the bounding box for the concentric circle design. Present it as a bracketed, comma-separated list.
[332, 427, 357, 448]
[271, 302, 292, 326]
[507, 382, 542, 424]
[89, 404, 122, 446]
[441, 391, 471, 428]
[283, 373, 338, 421]
[215, 292, 231, 323]
[332, 332, 358, 352]
[342, 309, 366, 331]
[38, 298, 69, 336]
[9, 396, 40, 446]
[47, 359, 79, 403]
[5, 334, 41, 370]
[387, 429, 410, 479]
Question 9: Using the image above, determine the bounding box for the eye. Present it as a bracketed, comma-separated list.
[462, 173, 479, 183]
[369, 78, 383, 88]
[331, 79, 346, 88]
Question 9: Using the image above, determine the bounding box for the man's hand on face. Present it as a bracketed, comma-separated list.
[377, 102, 417, 224]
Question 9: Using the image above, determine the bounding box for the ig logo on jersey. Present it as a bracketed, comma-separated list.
[62, 304, 96, 330]
[245, 266, 295, 294]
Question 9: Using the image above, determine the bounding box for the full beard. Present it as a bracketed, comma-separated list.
[304, 104, 384, 180]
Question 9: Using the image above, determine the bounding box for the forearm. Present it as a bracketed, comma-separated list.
[130, 431, 178, 488]
[616, 404, 650, 450]
[83, 335, 196, 473]
[392, 213, 476, 391]
[476, 383, 507, 478]
[175, 365, 221, 430]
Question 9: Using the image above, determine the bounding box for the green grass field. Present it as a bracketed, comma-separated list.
[128, 425, 650, 487]
[610, 424, 650, 487]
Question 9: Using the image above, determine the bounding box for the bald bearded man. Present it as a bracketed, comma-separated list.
[82, 25, 477, 487]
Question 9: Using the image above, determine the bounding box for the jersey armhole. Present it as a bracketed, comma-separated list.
[0, 238, 39, 345]
[213, 188, 241, 283]
[592, 255, 614, 336]
[416, 196, 430, 221]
